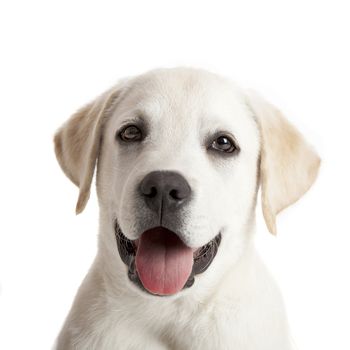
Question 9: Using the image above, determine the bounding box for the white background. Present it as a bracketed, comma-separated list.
[0, 1, 349, 349]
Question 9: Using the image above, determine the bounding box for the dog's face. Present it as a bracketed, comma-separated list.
[98, 70, 260, 295]
[54, 68, 320, 297]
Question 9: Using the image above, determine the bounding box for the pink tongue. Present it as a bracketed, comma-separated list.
[135, 227, 193, 295]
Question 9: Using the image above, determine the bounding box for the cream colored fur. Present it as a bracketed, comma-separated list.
[54, 68, 320, 350]
[54, 88, 121, 214]
[246, 91, 321, 234]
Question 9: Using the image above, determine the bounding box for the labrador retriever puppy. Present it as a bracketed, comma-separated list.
[54, 68, 320, 350]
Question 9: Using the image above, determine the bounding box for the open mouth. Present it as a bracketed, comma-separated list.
[115, 222, 221, 296]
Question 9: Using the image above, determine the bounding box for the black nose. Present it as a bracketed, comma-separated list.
[139, 171, 191, 214]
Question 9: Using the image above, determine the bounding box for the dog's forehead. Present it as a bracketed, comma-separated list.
[118, 68, 251, 128]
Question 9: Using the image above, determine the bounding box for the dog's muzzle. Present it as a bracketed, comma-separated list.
[115, 223, 221, 296]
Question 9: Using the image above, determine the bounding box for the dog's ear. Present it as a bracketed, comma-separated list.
[54, 87, 120, 214]
[246, 91, 321, 234]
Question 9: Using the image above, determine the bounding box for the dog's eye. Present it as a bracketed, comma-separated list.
[210, 135, 238, 153]
[119, 125, 143, 142]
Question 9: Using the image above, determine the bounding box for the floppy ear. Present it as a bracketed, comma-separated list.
[54, 87, 120, 214]
[246, 91, 321, 234]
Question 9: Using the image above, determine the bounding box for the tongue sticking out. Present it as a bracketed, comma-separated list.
[135, 227, 193, 295]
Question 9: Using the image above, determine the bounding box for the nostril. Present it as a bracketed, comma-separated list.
[144, 186, 157, 198]
[169, 189, 181, 200]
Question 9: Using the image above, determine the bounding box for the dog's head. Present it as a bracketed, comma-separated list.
[54, 68, 320, 297]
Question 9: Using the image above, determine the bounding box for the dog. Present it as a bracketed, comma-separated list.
[54, 68, 320, 349]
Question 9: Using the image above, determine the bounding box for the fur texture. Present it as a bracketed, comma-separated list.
[54, 68, 320, 350]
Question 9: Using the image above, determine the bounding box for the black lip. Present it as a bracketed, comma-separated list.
[114, 222, 221, 296]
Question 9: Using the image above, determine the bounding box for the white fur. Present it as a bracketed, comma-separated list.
[54, 68, 318, 349]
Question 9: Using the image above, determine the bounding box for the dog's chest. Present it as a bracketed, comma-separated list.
[93, 299, 234, 350]
[142, 300, 240, 350]
[129, 295, 292, 350]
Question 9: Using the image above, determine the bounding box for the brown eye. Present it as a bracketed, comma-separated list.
[210, 135, 237, 153]
[119, 125, 142, 142]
